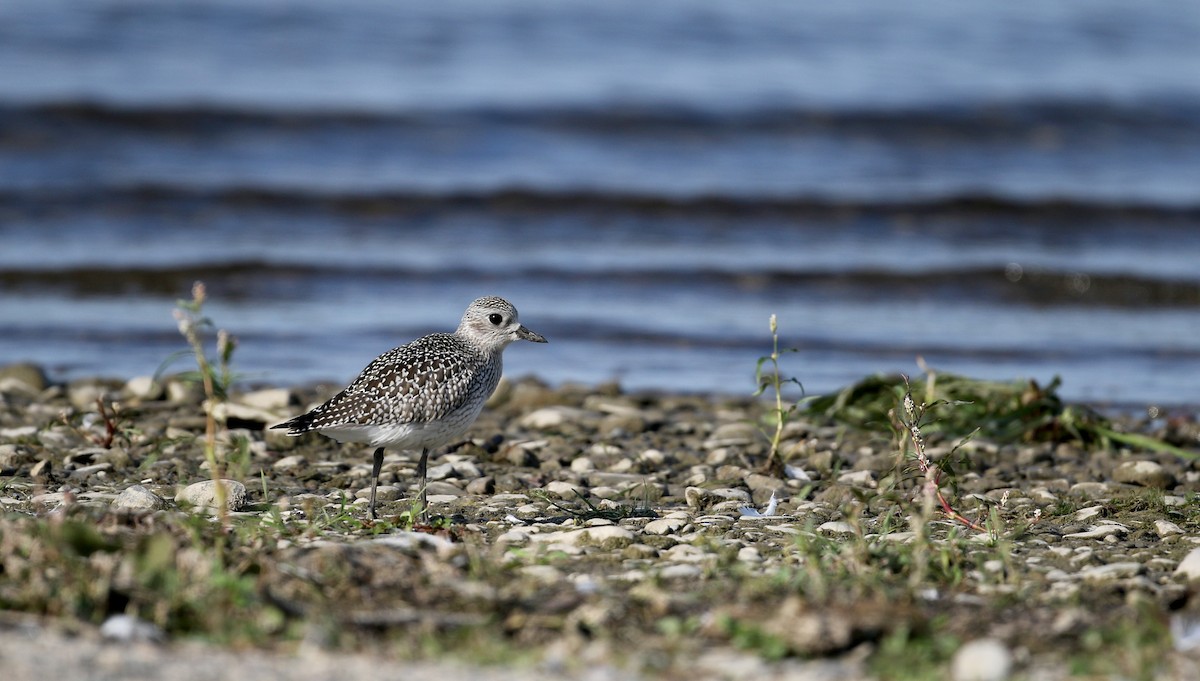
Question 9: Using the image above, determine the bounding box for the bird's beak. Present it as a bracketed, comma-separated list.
[516, 325, 547, 343]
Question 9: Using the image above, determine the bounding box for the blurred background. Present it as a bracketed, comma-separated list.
[1, 0, 1198, 406]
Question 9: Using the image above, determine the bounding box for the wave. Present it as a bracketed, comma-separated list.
[3, 260, 1199, 308]
[3, 96, 1200, 137]
[4, 183, 1200, 221]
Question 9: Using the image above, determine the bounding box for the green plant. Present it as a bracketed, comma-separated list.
[160, 281, 239, 526]
[754, 314, 803, 474]
[893, 375, 987, 534]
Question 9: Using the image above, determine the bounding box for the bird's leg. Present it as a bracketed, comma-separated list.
[368, 447, 385, 520]
[416, 448, 429, 522]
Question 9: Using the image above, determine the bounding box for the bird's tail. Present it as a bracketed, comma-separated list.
[271, 411, 318, 434]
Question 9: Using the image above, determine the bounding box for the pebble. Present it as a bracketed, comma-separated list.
[1068, 482, 1110, 500]
[818, 521, 856, 536]
[1174, 547, 1200, 582]
[837, 469, 877, 487]
[1064, 523, 1127, 540]
[1078, 562, 1142, 581]
[0, 362, 48, 394]
[466, 477, 495, 495]
[643, 517, 688, 535]
[519, 406, 590, 430]
[175, 479, 247, 512]
[950, 637, 1012, 681]
[238, 388, 292, 411]
[100, 614, 166, 644]
[112, 485, 164, 512]
[355, 485, 401, 502]
[531, 525, 635, 549]
[658, 564, 704, 580]
[124, 376, 164, 401]
[1155, 519, 1184, 537]
[542, 480, 587, 498]
[273, 455, 306, 471]
[1112, 460, 1176, 489]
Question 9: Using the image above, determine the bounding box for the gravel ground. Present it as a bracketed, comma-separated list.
[2, 363, 1200, 680]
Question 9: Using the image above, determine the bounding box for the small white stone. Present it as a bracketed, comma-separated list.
[273, 454, 306, 471]
[658, 564, 704, 580]
[837, 469, 877, 487]
[519, 406, 588, 430]
[737, 546, 763, 563]
[543, 480, 587, 499]
[238, 388, 292, 411]
[1078, 562, 1142, 581]
[950, 638, 1012, 681]
[529, 525, 635, 548]
[1174, 547, 1200, 582]
[175, 479, 247, 512]
[1073, 506, 1104, 521]
[1155, 519, 1185, 537]
[1065, 523, 1127, 539]
[818, 521, 856, 536]
[708, 487, 751, 503]
[425, 462, 455, 480]
[100, 614, 165, 643]
[124, 376, 163, 400]
[355, 485, 401, 502]
[112, 485, 163, 512]
[643, 517, 689, 535]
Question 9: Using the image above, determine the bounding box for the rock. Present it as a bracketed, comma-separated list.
[644, 517, 689, 535]
[1068, 482, 1110, 500]
[211, 401, 285, 427]
[100, 614, 166, 644]
[709, 487, 751, 503]
[0, 363, 48, 394]
[67, 378, 117, 411]
[1174, 547, 1200, 582]
[1112, 460, 1176, 489]
[0, 444, 36, 469]
[112, 485, 163, 512]
[164, 377, 204, 404]
[543, 480, 587, 499]
[466, 476, 495, 495]
[837, 469, 877, 487]
[531, 525, 635, 549]
[238, 388, 292, 411]
[818, 521, 856, 536]
[426, 462, 456, 480]
[1064, 523, 1127, 540]
[355, 485, 401, 502]
[124, 376, 163, 401]
[658, 564, 703, 580]
[175, 479, 247, 512]
[1155, 519, 1184, 537]
[703, 422, 758, 448]
[1078, 562, 1142, 581]
[519, 406, 589, 430]
[744, 473, 783, 494]
[950, 638, 1012, 681]
[273, 454, 306, 471]
[29, 458, 52, 479]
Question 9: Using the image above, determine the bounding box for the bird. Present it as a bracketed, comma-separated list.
[271, 296, 547, 520]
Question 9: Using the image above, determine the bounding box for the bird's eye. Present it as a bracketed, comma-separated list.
[488, 313, 503, 325]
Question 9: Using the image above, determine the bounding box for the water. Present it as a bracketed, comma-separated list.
[2, 0, 1199, 406]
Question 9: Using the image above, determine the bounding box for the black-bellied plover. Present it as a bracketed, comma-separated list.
[272, 296, 547, 520]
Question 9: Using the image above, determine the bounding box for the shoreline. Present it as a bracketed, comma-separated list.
[2, 362, 1200, 679]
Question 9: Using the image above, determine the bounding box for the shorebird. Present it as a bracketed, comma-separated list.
[272, 296, 547, 519]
